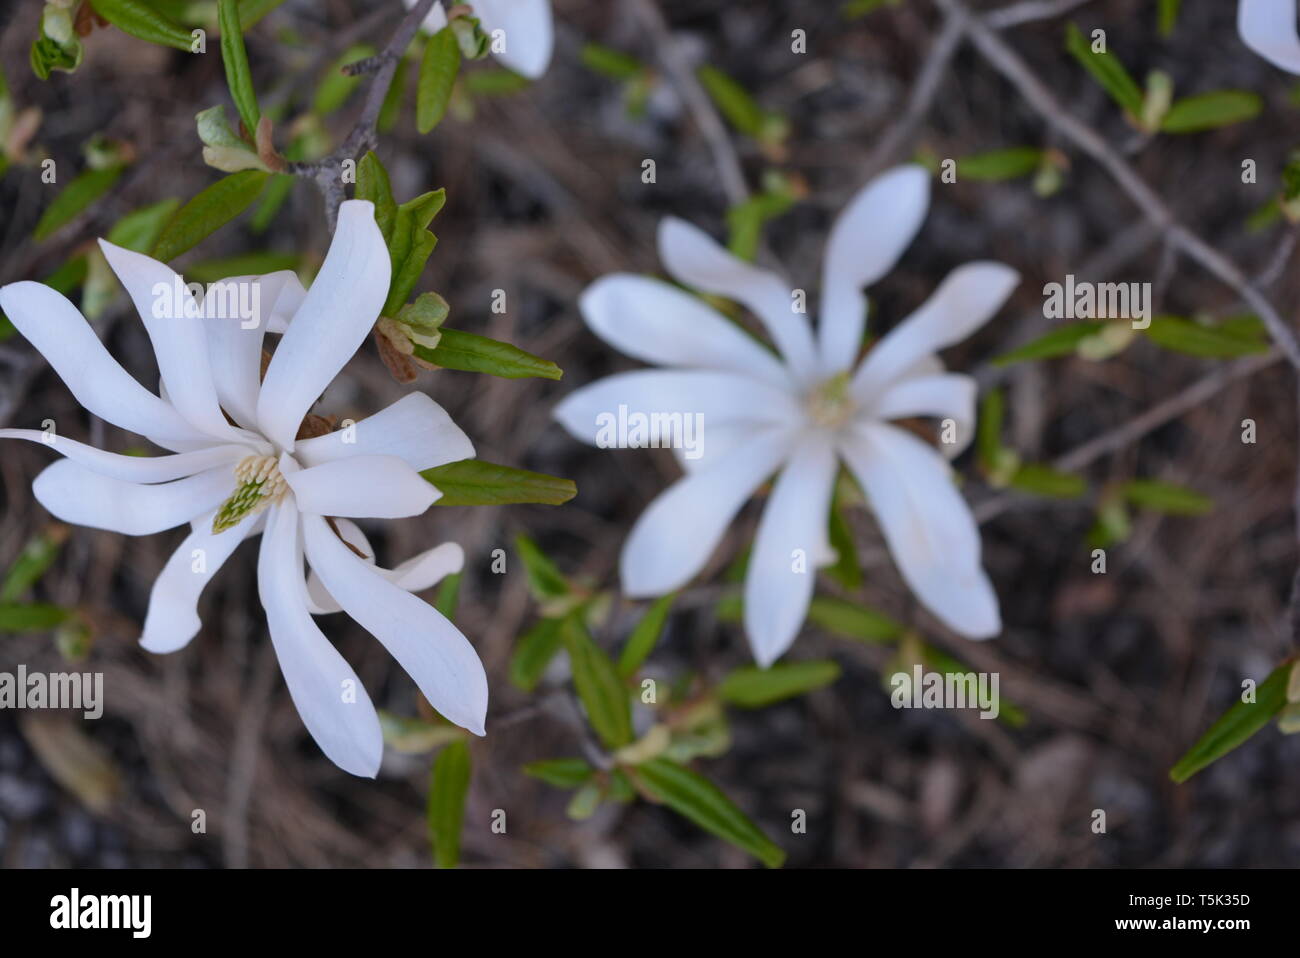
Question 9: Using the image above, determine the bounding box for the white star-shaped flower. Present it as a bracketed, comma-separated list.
[0, 199, 486, 777]
[408, 0, 553, 79]
[1238, 0, 1300, 73]
[555, 166, 1018, 666]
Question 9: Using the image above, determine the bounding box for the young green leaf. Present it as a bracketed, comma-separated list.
[463, 69, 531, 97]
[635, 758, 786, 868]
[434, 572, 461, 619]
[991, 321, 1103, 366]
[382, 188, 446, 314]
[34, 166, 124, 241]
[184, 251, 297, 283]
[523, 757, 594, 788]
[515, 535, 570, 601]
[417, 28, 461, 134]
[150, 170, 269, 262]
[580, 43, 643, 80]
[1170, 662, 1290, 783]
[422, 459, 576, 507]
[563, 617, 633, 749]
[1157, 0, 1181, 37]
[1121, 479, 1212, 516]
[697, 65, 765, 138]
[956, 147, 1044, 181]
[89, 0, 196, 51]
[717, 661, 842, 709]
[106, 199, 181, 252]
[825, 495, 863, 591]
[807, 596, 903, 643]
[1142, 314, 1269, 358]
[218, 0, 260, 136]
[0, 528, 67, 603]
[0, 603, 72, 632]
[1008, 463, 1087, 499]
[510, 616, 566, 692]
[427, 740, 471, 868]
[413, 329, 562, 380]
[1064, 22, 1143, 118]
[617, 594, 675, 678]
[1159, 91, 1261, 134]
[355, 151, 397, 242]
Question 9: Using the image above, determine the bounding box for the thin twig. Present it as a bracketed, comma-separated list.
[984, 0, 1096, 30]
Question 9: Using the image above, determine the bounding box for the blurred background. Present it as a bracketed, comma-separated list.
[2, 0, 1300, 868]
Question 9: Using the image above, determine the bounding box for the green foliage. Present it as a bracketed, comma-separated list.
[0, 528, 66, 602]
[717, 661, 842, 708]
[1064, 22, 1143, 118]
[1157, 0, 1182, 37]
[150, 170, 270, 261]
[697, 65, 787, 147]
[1120, 479, 1213, 516]
[0, 603, 72, 632]
[106, 199, 181, 252]
[523, 758, 594, 788]
[1170, 662, 1291, 782]
[992, 321, 1103, 365]
[580, 43, 644, 80]
[413, 329, 562, 380]
[89, 0, 196, 51]
[31, 5, 84, 79]
[806, 596, 903, 642]
[956, 147, 1044, 181]
[617, 594, 675, 678]
[1007, 463, 1087, 500]
[510, 616, 566, 692]
[515, 535, 570, 602]
[417, 28, 461, 134]
[825, 491, 863, 590]
[563, 617, 633, 749]
[34, 166, 124, 241]
[312, 45, 376, 116]
[427, 740, 471, 868]
[421, 459, 577, 507]
[1142, 315, 1269, 358]
[1159, 91, 1261, 134]
[218, 0, 261, 136]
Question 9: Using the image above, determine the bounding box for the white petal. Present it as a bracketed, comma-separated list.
[0, 282, 206, 443]
[553, 370, 800, 448]
[140, 509, 264, 653]
[284, 453, 439, 518]
[865, 373, 977, 459]
[257, 200, 391, 451]
[306, 519, 463, 614]
[476, 0, 553, 78]
[743, 432, 838, 666]
[657, 218, 819, 383]
[671, 421, 759, 474]
[819, 165, 930, 372]
[620, 425, 795, 596]
[294, 393, 474, 472]
[1239, 0, 1300, 74]
[405, 0, 449, 34]
[301, 514, 488, 735]
[0, 429, 246, 482]
[32, 459, 234, 535]
[838, 422, 1000, 639]
[98, 241, 242, 441]
[258, 503, 383, 777]
[850, 262, 1019, 404]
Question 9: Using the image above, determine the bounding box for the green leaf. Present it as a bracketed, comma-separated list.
[581, 43, 643, 80]
[379, 711, 464, 753]
[89, 0, 196, 51]
[413, 329, 562, 380]
[1121, 479, 1212, 516]
[956, 147, 1044, 181]
[717, 661, 842, 708]
[218, 0, 260, 136]
[1064, 22, 1143, 118]
[312, 44, 375, 116]
[515, 535, 570, 601]
[0, 530, 66, 602]
[382, 188, 446, 315]
[992, 321, 1103, 366]
[355, 151, 397, 242]
[1157, 0, 1181, 37]
[34, 166, 124, 241]
[841, 0, 902, 18]
[1159, 91, 1261, 134]
[510, 617, 565, 692]
[807, 596, 903, 643]
[523, 757, 594, 788]
[463, 69, 531, 97]
[1170, 662, 1290, 783]
[427, 740, 471, 868]
[825, 493, 863, 591]
[184, 251, 297, 283]
[698, 65, 765, 138]
[618, 594, 675, 678]
[417, 28, 461, 134]
[1008, 463, 1087, 499]
[378, 55, 410, 133]
[563, 617, 633, 749]
[0, 603, 71, 632]
[1143, 314, 1269, 358]
[106, 199, 180, 252]
[422, 459, 576, 507]
[250, 174, 294, 233]
[635, 758, 786, 868]
[150, 170, 269, 262]
[434, 572, 461, 619]
[976, 386, 1006, 473]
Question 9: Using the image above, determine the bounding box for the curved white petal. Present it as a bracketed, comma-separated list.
[553, 370, 800, 448]
[306, 519, 463, 614]
[865, 373, 977, 459]
[284, 453, 439, 518]
[620, 425, 795, 597]
[294, 393, 474, 472]
[32, 459, 234, 535]
[0, 282, 207, 443]
[98, 241, 242, 441]
[743, 432, 838, 666]
[579, 274, 791, 389]
[838, 421, 1000, 639]
[476, 0, 553, 78]
[406, 0, 449, 34]
[0, 429, 246, 482]
[140, 509, 265, 653]
[1239, 0, 1300, 74]
[657, 218, 819, 383]
[258, 503, 383, 777]
[257, 200, 391, 451]
[301, 514, 488, 736]
[819, 165, 930, 372]
[850, 262, 1019, 404]
[671, 420, 762, 474]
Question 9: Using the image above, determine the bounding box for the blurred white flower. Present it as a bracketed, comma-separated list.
[408, 0, 553, 79]
[0, 199, 486, 777]
[555, 166, 1017, 666]
[1238, 0, 1300, 73]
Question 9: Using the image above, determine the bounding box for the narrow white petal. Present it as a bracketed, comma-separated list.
[140, 509, 264, 653]
[553, 370, 800, 448]
[620, 425, 795, 596]
[866, 373, 978, 459]
[32, 460, 234, 535]
[294, 393, 474, 472]
[838, 422, 1000, 639]
[306, 519, 463, 615]
[819, 165, 930, 372]
[0, 282, 206, 443]
[257, 200, 391, 451]
[850, 262, 1019, 404]
[0, 429, 246, 482]
[258, 503, 383, 777]
[476, 0, 553, 78]
[671, 421, 759, 474]
[743, 432, 838, 666]
[657, 218, 819, 382]
[1239, 0, 1300, 74]
[301, 514, 489, 736]
[285, 453, 439, 518]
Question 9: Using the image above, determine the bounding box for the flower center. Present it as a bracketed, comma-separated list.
[805, 372, 855, 429]
[212, 455, 287, 533]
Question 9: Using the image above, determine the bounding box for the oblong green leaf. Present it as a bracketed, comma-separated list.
[218, 0, 260, 135]
[523, 757, 594, 788]
[0, 602, 71, 632]
[427, 740, 471, 868]
[957, 147, 1044, 181]
[717, 660, 842, 708]
[510, 617, 565, 692]
[1170, 662, 1290, 783]
[1121, 479, 1212, 515]
[697, 65, 764, 138]
[1143, 314, 1269, 358]
[417, 27, 461, 134]
[1159, 91, 1261, 134]
[806, 596, 903, 643]
[413, 329, 562, 380]
[106, 199, 181, 252]
[150, 170, 269, 262]
[1, 529, 67, 603]
[89, 0, 195, 51]
[515, 535, 569, 601]
[1008, 463, 1087, 499]
[563, 617, 633, 749]
[617, 594, 675, 678]
[992, 321, 1104, 366]
[34, 166, 123, 241]
[1065, 22, 1142, 117]
[421, 459, 576, 507]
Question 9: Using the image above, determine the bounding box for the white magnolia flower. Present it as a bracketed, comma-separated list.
[0, 199, 486, 777]
[1238, 0, 1300, 73]
[408, 0, 553, 80]
[555, 166, 1018, 666]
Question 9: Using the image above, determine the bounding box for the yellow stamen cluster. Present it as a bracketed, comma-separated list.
[212, 455, 287, 533]
[805, 371, 854, 429]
